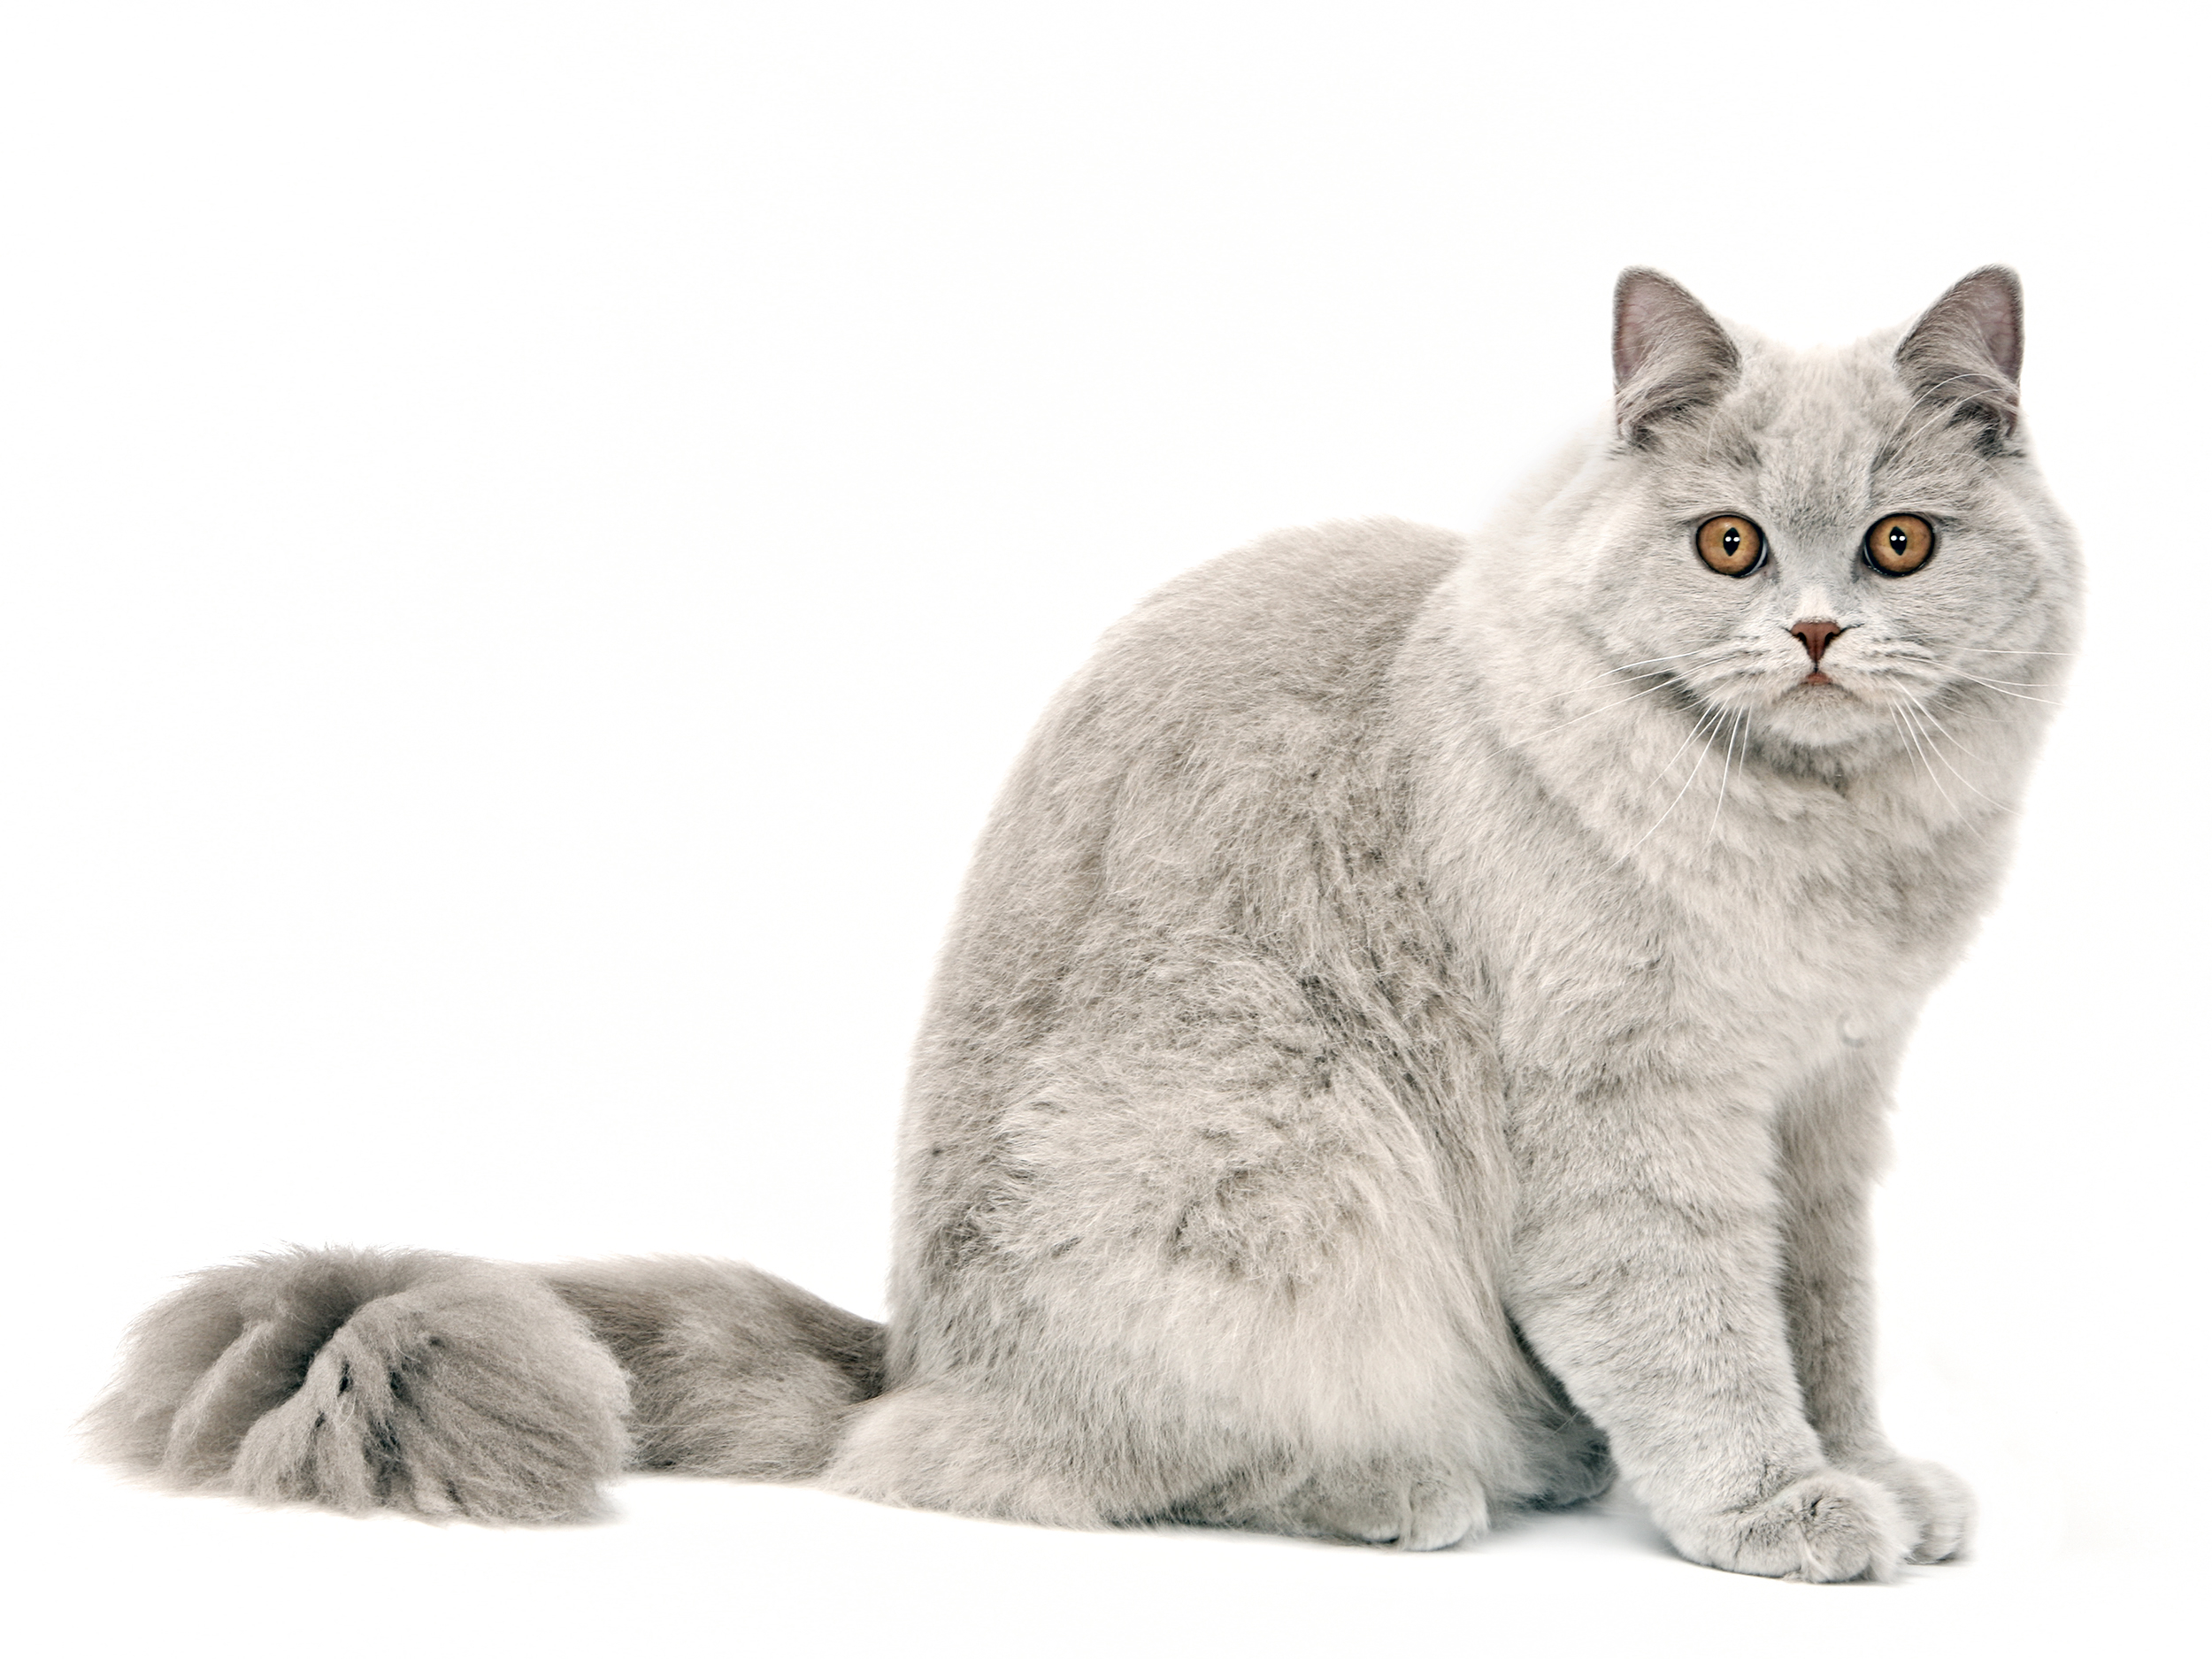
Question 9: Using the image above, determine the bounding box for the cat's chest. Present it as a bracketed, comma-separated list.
[1660, 867, 1930, 1047]
[1455, 812, 1976, 1092]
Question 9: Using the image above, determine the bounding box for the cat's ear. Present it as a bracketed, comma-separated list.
[1895, 266, 2024, 438]
[1612, 268, 1740, 442]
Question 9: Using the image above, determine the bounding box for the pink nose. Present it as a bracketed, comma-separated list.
[1791, 618, 1843, 664]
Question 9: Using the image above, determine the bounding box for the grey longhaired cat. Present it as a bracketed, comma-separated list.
[90, 268, 2078, 1582]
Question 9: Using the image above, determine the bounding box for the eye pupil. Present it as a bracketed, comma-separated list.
[1889, 526, 1908, 553]
[1723, 527, 1740, 553]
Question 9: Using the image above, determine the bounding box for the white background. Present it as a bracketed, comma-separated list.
[4, 3, 2204, 1654]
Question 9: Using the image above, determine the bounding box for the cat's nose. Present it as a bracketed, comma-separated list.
[1789, 618, 1844, 664]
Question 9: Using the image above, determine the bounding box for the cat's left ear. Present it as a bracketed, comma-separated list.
[1895, 266, 2024, 438]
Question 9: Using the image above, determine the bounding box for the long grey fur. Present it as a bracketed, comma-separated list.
[89, 269, 2078, 1579]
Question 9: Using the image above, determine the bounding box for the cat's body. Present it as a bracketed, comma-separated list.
[91, 270, 2078, 1580]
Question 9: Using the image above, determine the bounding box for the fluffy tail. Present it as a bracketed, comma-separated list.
[543, 1256, 882, 1480]
[86, 1247, 885, 1523]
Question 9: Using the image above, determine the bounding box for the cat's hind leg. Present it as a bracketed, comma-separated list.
[1180, 1375, 1610, 1548]
[825, 1077, 1553, 1550]
[821, 1378, 1500, 1549]
[86, 1247, 630, 1522]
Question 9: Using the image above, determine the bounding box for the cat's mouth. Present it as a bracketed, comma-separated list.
[1799, 671, 1835, 687]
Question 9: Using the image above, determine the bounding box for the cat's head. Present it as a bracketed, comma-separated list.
[1557, 267, 2077, 760]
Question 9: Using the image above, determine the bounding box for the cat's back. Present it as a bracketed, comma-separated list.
[1048, 515, 1467, 775]
[923, 516, 1470, 1071]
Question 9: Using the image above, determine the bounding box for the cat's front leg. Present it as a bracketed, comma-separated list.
[1504, 1080, 1911, 1581]
[1776, 1062, 1973, 1563]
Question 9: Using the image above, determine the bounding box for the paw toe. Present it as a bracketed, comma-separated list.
[1672, 1469, 1912, 1583]
[1868, 1457, 1975, 1564]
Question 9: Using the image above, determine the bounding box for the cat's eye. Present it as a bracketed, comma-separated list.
[1694, 515, 1767, 577]
[1863, 514, 1936, 576]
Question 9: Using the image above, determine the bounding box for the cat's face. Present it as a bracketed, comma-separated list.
[1567, 270, 2077, 760]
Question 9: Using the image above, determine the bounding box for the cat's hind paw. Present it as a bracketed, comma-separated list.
[86, 1247, 630, 1524]
[1183, 1455, 1491, 1552]
[1667, 1469, 1912, 1583]
[1318, 1471, 1488, 1552]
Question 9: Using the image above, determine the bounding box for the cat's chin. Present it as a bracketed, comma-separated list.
[1755, 684, 1887, 751]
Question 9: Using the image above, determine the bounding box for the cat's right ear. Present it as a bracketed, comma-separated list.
[1612, 268, 1740, 442]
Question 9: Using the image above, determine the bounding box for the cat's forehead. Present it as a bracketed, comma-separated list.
[1660, 332, 1980, 515]
[1739, 337, 1908, 436]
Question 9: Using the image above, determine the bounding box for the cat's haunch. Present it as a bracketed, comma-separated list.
[91, 269, 2075, 1580]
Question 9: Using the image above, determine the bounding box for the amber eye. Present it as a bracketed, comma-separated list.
[1695, 515, 1767, 577]
[1863, 513, 1936, 576]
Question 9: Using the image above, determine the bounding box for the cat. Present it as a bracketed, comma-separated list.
[88, 267, 2078, 1582]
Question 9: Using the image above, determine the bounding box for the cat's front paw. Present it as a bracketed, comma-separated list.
[1664, 1469, 1911, 1582]
[1847, 1455, 1973, 1563]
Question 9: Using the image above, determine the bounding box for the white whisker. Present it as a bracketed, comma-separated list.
[1612, 646, 1742, 674]
[1891, 706, 1957, 814]
[1941, 669, 2056, 687]
[1488, 645, 1735, 727]
[1950, 672, 2062, 705]
[1517, 677, 1678, 740]
[1691, 664, 1776, 687]
[1902, 700, 2013, 810]
[1706, 710, 1747, 842]
[1651, 699, 1726, 778]
[1625, 704, 1731, 854]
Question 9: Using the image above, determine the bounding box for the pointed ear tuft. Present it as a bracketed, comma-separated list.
[1895, 265, 2024, 438]
[1612, 268, 1740, 442]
